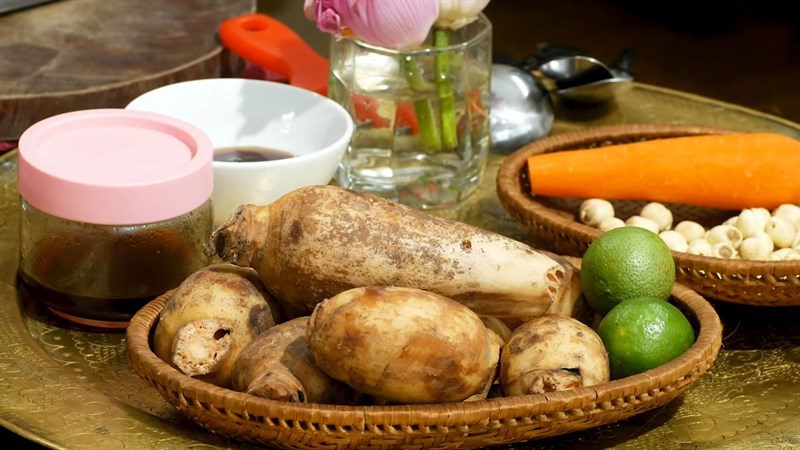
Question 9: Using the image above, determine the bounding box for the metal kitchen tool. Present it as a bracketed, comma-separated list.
[490, 47, 634, 150]
[538, 50, 634, 104]
[490, 64, 554, 152]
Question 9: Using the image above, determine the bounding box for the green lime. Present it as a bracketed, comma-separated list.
[581, 226, 675, 314]
[598, 297, 695, 379]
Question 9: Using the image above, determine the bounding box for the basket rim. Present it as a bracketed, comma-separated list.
[126, 281, 722, 427]
[496, 123, 800, 277]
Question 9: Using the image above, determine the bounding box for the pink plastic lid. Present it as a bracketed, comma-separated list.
[18, 109, 213, 225]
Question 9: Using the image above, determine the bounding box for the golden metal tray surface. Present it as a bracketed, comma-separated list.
[0, 84, 798, 449]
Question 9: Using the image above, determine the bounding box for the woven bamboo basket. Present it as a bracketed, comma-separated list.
[497, 124, 800, 306]
[127, 282, 721, 449]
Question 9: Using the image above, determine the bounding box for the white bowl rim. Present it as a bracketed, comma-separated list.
[126, 78, 354, 169]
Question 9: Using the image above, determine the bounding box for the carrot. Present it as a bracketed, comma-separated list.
[527, 133, 800, 210]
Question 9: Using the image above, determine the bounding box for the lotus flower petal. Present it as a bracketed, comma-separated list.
[436, 0, 489, 29]
[304, 0, 317, 20]
[305, 0, 439, 50]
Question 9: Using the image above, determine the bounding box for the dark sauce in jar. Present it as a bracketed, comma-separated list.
[18, 200, 212, 328]
[16, 108, 216, 329]
[214, 146, 294, 162]
[17, 276, 151, 328]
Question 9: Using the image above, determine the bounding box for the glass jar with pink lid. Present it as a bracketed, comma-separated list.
[17, 109, 214, 328]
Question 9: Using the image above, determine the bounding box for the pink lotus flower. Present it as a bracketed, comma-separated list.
[304, 0, 439, 50]
[304, 0, 342, 35]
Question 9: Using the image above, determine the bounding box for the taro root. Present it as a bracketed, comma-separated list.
[306, 286, 500, 404]
[500, 315, 609, 396]
[462, 376, 495, 402]
[458, 317, 511, 402]
[153, 264, 279, 387]
[208, 185, 568, 319]
[231, 317, 350, 404]
[482, 317, 512, 345]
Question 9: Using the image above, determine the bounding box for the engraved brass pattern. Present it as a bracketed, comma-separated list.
[0, 84, 798, 448]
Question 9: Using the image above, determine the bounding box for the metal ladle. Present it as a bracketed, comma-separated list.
[490, 49, 634, 151]
[538, 51, 634, 103]
[490, 64, 554, 152]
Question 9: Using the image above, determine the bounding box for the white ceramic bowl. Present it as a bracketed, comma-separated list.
[126, 78, 353, 224]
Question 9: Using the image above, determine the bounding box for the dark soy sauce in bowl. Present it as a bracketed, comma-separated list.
[214, 146, 295, 162]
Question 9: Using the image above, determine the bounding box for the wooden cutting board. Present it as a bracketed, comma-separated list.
[0, 0, 254, 139]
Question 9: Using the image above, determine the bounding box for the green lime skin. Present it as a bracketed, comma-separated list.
[598, 297, 695, 379]
[581, 226, 676, 314]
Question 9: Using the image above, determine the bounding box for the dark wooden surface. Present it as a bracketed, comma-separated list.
[484, 0, 800, 121]
[260, 0, 800, 121]
[0, 0, 255, 139]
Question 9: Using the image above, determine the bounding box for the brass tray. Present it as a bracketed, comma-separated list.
[1, 84, 799, 449]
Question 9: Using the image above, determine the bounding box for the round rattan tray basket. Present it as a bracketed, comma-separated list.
[127, 283, 722, 449]
[497, 124, 800, 306]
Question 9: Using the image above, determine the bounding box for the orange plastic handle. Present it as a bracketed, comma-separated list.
[219, 14, 329, 95]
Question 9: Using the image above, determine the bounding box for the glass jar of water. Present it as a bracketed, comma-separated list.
[329, 15, 491, 209]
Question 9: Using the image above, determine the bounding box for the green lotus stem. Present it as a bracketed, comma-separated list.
[411, 100, 441, 152]
[402, 56, 441, 152]
[402, 55, 433, 92]
[434, 28, 457, 150]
